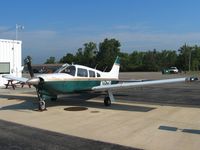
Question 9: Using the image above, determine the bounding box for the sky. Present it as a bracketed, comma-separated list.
[1, 0, 200, 64]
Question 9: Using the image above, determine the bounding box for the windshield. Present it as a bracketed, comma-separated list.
[54, 63, 69, 73]
[59, 65, 76, 76]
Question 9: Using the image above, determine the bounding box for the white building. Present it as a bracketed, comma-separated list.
[0, 39, 22, 86]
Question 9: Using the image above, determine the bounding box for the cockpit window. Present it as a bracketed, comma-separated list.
[61, 66, 76, 76]
[89, 70, 95, 77]
[77, 68, 88, 77]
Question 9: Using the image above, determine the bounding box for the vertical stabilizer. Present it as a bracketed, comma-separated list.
[108, 56, 120, 79]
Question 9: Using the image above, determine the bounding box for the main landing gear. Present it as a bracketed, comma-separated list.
[104, 96, 111, 106]
[104, 91, 114, 106]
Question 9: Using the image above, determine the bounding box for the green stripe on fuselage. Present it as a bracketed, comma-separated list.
[44, 80, 100, 94]
[41, 80, 118, 95]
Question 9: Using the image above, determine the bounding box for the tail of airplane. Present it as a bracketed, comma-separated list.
[108, 56, 120, 79]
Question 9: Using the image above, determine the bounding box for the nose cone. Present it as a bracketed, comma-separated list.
[27, 77, 40, 85]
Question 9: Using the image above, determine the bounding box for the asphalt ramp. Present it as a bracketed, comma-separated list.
[0, 119, 141, 150]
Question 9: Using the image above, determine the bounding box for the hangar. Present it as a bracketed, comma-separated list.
[0, 39, 22, 86]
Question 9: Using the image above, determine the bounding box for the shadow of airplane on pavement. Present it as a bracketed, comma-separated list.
[0, 92, 155, 112]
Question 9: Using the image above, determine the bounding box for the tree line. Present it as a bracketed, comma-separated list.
[45, 38, 200, 72]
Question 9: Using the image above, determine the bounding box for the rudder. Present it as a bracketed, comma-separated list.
[108, 56, 120, 79]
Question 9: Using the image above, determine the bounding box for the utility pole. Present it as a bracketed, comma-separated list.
[189, 48, 192, 72]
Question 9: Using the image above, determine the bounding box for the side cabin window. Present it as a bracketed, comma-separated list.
[77, 68, 88, 77]
[89, 70, 95, 77]
[97, 72, 101, 77]
[61, 66, 76, 76]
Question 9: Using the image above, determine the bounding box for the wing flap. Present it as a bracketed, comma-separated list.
[92, 77, 187, 91]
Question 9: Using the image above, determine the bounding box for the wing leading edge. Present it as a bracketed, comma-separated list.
[2, 75, 29, 83]
[92, 77, 189, 91]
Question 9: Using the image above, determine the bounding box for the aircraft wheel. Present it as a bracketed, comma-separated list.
[104, 96, 111, 106]
[39, 100, 46, 111]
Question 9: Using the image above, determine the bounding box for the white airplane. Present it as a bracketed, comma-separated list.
[3, 56, 193, 111]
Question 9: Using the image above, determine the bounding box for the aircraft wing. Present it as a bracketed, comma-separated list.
[92, 77, 190, 91]
[2, 75, 29, 83]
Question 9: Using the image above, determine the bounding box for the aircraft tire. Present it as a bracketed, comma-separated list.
[39, 100, 46, 111]
[104, 97, 111, 106]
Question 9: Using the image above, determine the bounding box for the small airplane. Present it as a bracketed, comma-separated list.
[3, 56, 194, 111]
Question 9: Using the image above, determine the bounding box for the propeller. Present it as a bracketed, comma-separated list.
[27, 77, 40, 85]
[24, 56, 41, 86]
[24, 56, 34, 78]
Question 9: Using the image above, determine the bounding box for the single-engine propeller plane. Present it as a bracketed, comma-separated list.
[3, 56, 194, 111]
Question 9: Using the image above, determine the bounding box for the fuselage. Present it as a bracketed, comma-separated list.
[36, 64, 119, 96]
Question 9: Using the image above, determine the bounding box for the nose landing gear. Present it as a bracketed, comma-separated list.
[37, 89, 47, 111]
[39, 100, 46, 111]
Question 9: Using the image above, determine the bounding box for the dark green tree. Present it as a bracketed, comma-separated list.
[118, 52, 130, 71]
[177, 44, 193, 71]
[45, 39, 200, 72]
[75, 48, 84, 64]
[141, 49, 159, 71]
[59, 53, 75, 64]
[129, 51, 145, 71]
[45, 56, 56, 64]
[158, 50, 177, 69]
[191, 45, 200, 71]
[96, 38, 121, 71]
[82, 42, 97, 67]
[74, 42, 97, 67]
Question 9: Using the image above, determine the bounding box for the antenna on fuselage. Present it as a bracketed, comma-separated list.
[94, 64, 98, 69]
[103, 66, 107, 72]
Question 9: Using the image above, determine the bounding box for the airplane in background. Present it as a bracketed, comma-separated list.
[3, 56, 194, 111]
